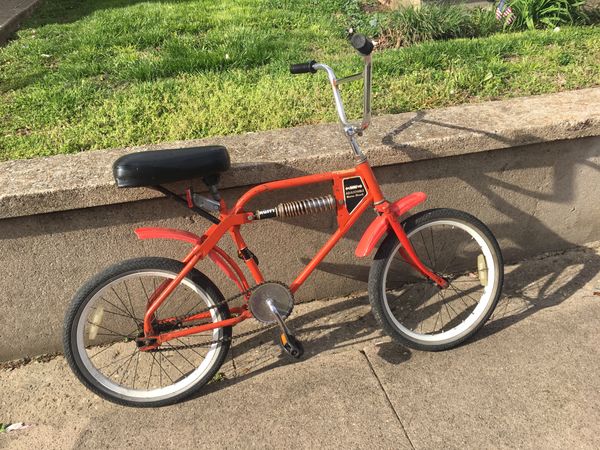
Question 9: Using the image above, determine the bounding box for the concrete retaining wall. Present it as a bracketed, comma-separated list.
[1, 88, 599, 361]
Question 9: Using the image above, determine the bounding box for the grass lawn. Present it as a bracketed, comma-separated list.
[0, 0, 599, 161]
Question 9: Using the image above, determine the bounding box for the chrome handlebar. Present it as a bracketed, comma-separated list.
[313, 53, 372, 135]
[290, 34, 374, 160]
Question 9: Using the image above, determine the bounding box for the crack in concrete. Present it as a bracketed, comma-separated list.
[360, 349, 416, 450]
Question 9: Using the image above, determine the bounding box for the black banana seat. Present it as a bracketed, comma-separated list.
[113, 145, 230, 188]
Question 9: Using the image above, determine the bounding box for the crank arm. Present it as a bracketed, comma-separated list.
[266, 299, 304, 359]
[266, 299, 292, 338]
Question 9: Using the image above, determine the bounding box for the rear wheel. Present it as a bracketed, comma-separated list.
[368, 209, 503, 351]
[64, 257, 231, 407]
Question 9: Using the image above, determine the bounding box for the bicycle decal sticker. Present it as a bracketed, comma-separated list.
[343, 176, 367, 213]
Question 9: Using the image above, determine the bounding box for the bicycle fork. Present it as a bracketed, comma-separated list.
[384, 211, 449, 289]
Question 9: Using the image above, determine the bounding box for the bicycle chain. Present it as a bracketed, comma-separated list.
[149, 281, 288, 353]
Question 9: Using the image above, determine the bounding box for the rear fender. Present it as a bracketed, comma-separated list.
[135, 227, 249, 293]
[355, 192, 427, 258]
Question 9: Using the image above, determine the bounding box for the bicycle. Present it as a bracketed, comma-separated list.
[63, 34, 504, 407]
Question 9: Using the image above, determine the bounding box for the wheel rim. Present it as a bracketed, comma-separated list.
[75, 270, 224, 402]
[381, 219, 498, 345]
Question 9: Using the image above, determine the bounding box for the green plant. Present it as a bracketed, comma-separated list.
[389, 5, 473, 45]
[0, 423, 7, 433]
[344, 3, 502, 47]
[470, 6, 505, 36]
[507, 0, 588, 29]
[210, 372, 227, 383]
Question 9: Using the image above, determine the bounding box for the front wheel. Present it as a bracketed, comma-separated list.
[368, 208, 503, 351]
[63, 257, 232, 407]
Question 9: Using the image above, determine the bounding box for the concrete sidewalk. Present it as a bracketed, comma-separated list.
[0, 0, 41, 44]
[1, 243, 599, 449]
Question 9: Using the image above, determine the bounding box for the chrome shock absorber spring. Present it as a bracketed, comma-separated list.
[255, 195, 336, 220]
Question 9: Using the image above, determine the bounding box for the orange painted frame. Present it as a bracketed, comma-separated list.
[141, 160, 445, 347]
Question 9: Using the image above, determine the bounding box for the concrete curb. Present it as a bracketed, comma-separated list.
[1, 87, 600, 219]
[0, 0, 43, 45]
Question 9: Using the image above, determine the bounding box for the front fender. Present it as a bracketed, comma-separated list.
[134, 227, 249, 293]
[355, 192, 427, 258]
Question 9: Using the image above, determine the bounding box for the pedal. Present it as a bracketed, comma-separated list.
[266, 298, 304, 359]
[278, 332, 304, 359]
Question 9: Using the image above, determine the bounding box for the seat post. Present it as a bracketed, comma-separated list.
[202, 175, 222, 202]
[153, 185, 220, 225]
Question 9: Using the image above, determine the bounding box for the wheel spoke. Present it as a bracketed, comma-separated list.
[450, 283, 481, 305]
[120, 348, 137, 385]
[146, 353, 155, 389]
[448, 284, 474, 309]
[98, 296, 140, 322]
[122, 280, 139, 328]
[147, 352, 170, 387]
[157, 349, 187, 376]
[181, 296, 211, 320]
[86, 321, 137, 341]
[443, 289, 461, 317]
[429, 225, 437, 268]
[89, 343, 115, 359]
[132, 352, 140, 389]
[91, 307, 141, 322]
[440, 290, 457, 324]
[419, 232, 434, 268]
[108, 349, 138, 379]
[164, 342, 198, 368]
[431, 299, 441, 332]
[173, 291, 194, 316]
[110, 286, 136, 321]
[97, 349, 139, 371]
[156, 352, 175, 384]
[175, 338, 208, 358]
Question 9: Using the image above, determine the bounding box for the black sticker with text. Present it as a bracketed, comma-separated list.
[343, 177, 367, 213]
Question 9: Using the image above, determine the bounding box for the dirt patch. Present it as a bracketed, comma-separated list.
[0, 353, 61, 371]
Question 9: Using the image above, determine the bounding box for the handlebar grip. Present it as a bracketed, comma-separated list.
[350, 34, 374, 56]
[290, 60, 317, 75]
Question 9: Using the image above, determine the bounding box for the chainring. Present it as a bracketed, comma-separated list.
[248, 282, 294, 323]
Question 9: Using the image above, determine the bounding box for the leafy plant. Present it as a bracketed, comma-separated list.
[0, 423, 7, 433]
[507, 0, 588, 29]
[210, 372, 226, 383]
[343, 2, 502, 47]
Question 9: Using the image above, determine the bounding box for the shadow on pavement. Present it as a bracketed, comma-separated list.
[190, 292, 410, 401]
[189, 237, 599, 403]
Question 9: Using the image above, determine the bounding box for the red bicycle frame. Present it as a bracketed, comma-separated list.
[130, 46, 453, 350]
[135, 160, 447, 349]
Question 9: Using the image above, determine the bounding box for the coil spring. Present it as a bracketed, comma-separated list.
[277, 195, 336, 217]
